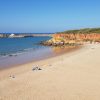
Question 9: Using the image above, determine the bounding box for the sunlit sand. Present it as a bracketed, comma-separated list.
[0, 43, 100, 100]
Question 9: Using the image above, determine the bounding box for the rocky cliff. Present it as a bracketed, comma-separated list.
[43, 33, 100, 46]
[53, 33, 100, 42]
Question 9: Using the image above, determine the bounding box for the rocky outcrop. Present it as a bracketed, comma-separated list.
[53, 33, 100, 41]
[43, 33, 100, 46]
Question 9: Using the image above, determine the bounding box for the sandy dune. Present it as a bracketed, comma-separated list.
[0, 43, 100, 100]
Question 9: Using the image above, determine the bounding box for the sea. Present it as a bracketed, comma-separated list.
[0, 36, 51, 56]
[0, 36, 53, 69]
[0, 36, 78, 69]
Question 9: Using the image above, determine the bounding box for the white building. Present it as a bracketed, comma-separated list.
[9, 34, 15, 38]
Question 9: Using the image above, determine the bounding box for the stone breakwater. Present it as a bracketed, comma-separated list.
[42, 33, 100, 46]
[0, 33, 52, 38]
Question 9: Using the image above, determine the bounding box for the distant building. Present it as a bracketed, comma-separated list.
[9, 34, 15, 38]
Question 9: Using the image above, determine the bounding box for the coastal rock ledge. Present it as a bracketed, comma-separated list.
[42, 28, 100, 46]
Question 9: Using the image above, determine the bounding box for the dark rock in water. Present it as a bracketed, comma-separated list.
[41, 40, 66, 46]
[9, 54, 17, 57]
[9, 54, 13, 56]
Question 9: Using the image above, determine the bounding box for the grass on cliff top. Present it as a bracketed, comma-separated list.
[57, 28, 100, 34]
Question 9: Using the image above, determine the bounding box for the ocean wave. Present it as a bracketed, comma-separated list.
[0, 46, 47, 59]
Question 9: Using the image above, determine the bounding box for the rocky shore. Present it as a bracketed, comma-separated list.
[42, 28, 100, 46]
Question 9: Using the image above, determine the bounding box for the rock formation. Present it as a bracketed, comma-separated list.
[43, 33, 100, 46]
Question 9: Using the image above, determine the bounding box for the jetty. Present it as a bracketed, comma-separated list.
[0, 33, 53, 38]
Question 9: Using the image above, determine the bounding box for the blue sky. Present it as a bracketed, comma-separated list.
[0, 0, 100, 33]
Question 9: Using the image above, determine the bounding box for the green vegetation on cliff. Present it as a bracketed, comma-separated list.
[58, 28, 100, 34]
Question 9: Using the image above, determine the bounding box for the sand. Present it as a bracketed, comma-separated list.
[0, 43, 100, 100]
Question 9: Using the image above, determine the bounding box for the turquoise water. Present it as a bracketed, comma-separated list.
[0, 36, 51, 56]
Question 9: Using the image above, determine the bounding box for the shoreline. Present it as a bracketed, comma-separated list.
[0, 45, 83, 81]
[0, 45, 82, 71]
[0, 43, 100, 100]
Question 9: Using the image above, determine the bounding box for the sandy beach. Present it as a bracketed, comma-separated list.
[0, 43, 100, 100]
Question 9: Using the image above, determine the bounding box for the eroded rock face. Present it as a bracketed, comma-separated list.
[53, 33, 100, 41]
[53, 33, 100, 43]
[43, 33, 100, 46]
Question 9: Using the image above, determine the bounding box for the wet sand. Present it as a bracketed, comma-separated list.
[0, 45, 81, 70]
[0, 43, 100, 100]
